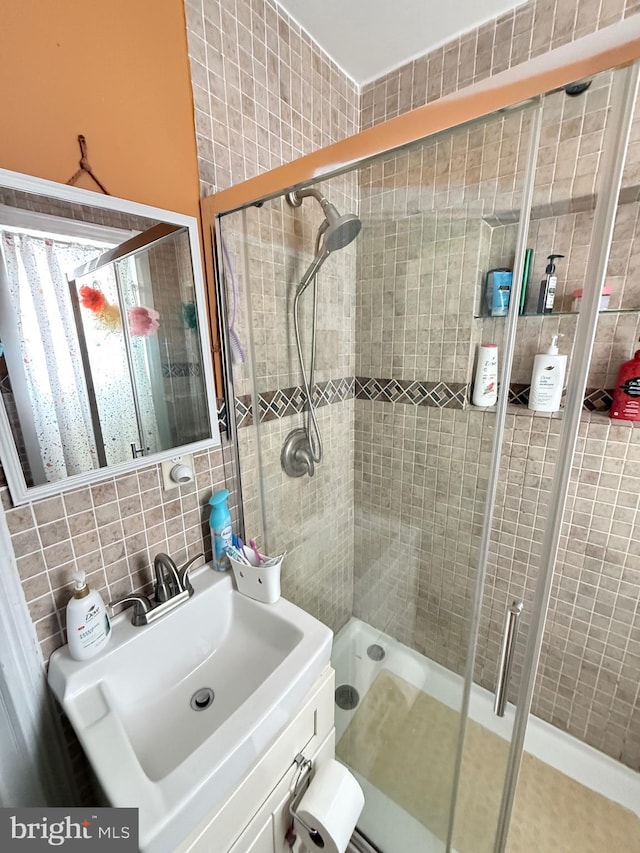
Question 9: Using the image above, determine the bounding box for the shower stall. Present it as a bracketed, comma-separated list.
[205, 25, 640, 853]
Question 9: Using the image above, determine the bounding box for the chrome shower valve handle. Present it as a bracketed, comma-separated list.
[281, 428, 315, 477]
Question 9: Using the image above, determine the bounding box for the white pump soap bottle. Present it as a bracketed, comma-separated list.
[66, 570, 111, 661]
[528, 334, 567, 412]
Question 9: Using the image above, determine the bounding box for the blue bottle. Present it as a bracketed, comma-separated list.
[209, 489, 232, 571]
[485, 268, 513, 316]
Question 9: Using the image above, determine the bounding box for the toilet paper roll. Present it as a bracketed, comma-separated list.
[295, 759, 364, 853]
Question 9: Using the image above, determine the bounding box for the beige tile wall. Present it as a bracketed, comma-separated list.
[354, 403, 494, 670]
[241, 400, 355, 633]
[220, 176, 358, 400]
[185, 0, 358, 195]
[217, 183, 358, 628]
[185, 0, 360, 632]
[474, 412, 640, 766]
[360, 0, 640, 130]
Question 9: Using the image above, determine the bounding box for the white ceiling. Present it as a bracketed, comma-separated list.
[274, 0, 524, 86]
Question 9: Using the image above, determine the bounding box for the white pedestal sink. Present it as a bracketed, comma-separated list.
[48, 565, 333, 852]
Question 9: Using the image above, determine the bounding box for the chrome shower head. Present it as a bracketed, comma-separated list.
[287, 188, 361, 254]
[323, 212, 362, 251]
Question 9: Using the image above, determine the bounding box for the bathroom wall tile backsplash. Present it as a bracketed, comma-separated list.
[1, 446, 231, 660]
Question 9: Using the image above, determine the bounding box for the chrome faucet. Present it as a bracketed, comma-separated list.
[154, 552, 201, 602]
[154, 553, 181, 602]
[109, 552, 204, 626]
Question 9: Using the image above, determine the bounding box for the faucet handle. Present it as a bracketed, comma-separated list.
[108, 594, 152, 626]
[178, 553, 205, 596]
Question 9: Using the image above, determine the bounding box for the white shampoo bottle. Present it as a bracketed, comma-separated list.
[528, 334, 567, 412]
[66, 570, 111, 661]
[472, 343, 499, 406]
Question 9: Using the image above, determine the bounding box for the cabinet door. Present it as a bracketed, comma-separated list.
[231, 815, 273, 853]
[232, 734, 335, 853]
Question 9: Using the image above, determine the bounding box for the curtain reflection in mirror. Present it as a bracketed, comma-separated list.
[0, 229, 146, 485]
[2, 231, 104, 484]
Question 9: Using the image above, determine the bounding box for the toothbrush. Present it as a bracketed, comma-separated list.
[226, 544, 251, 566]
[249, 539, 265, 564]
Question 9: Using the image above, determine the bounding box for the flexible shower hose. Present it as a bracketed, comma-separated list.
[293, 274, 323, 464]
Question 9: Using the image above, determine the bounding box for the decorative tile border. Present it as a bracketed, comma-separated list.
[582, 388, 614, 412]
[0, 377, 619, 443]
[231, 378, 355, 430]
[355, 377, 468, 408]
[508, 384, 614, 413]
[216, 397, 228, 434]
[161, 361, 202, 378]
[235, 395, 252, 429]
[223, 379, 616, 430]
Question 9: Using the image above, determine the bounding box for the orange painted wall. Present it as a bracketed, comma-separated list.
[0, 0, 200, 217]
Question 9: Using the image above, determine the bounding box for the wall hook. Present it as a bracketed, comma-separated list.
[66, 134, 110, 194]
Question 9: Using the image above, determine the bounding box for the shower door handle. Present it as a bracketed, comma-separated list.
[493, 600, 524, 717]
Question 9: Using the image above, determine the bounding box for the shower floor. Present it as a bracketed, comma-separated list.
[332, 618, 640, 853]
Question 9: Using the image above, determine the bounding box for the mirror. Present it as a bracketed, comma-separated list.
[0, 168, 220, 505]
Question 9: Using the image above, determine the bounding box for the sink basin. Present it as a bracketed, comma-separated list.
[48, 565, 333, 852]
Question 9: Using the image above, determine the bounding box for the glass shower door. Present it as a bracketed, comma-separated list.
[332, 99, 541, 853]
[214, 58, 640, 853]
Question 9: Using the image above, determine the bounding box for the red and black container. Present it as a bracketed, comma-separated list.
[610, 344, 640, 421]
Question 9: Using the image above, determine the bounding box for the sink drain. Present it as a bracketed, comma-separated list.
[335, 684, 360, 711]
[190, 687, 215, 711]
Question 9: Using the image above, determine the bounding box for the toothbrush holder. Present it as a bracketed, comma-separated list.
[228, 547, 282, 604]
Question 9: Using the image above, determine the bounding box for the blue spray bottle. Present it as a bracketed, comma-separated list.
[209, 489, 232, 571]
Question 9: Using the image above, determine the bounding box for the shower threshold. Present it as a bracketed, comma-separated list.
[332, 618, 640, 853]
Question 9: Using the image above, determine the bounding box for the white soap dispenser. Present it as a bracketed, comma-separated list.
[66, 570, 111, 661]
[528, 334, 567, 412]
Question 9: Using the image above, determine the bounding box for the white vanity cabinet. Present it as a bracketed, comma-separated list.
[176, 667, 335, 853]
